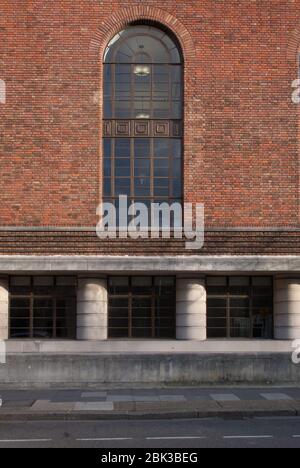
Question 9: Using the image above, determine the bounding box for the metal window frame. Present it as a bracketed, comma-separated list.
[107, 276, 176, 339]
[206, 276, 274, 339]
[103, 27, 183, 209]
[8, 276, 77, 340]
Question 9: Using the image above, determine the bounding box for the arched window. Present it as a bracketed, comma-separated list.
[103, 25, 183, 218]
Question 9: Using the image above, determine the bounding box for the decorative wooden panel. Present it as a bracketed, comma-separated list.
[103, 120, 112, 137]
[115, 121, 130, 136]
[134, 121, 150, 137]
[153, 121, 169, 137]
[103, 120, 182, 138]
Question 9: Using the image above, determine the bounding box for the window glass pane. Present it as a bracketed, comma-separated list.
[171, 101, 182, 118]
[134, 102, 151, 119]
[104, 27, 181, 64]
[134, 74, 151, 100]
[230, 318, 251, 338]
[104, 100, 112, 118]
[135, 159, 150, 177]
[10, 328, 30, 338]
[154, 139, 169, 157]
[108, 276, 175, 338]
[104, 158, 111, 177]
[10, 276, 31, 294]
[230, 297, 249, 308]
[207, 318, 226, 328]
[153, 101, 170, 119]
[207, 277, 227, 286]
[154, 158, 169, 177]
[207, 297, 226, 308]
[115, 178, 131, 196]
[108, 277, 129, 295]
[104, 65, 112, 98]
[173, 158, 181, 178]
[103, 178, 111, 196]
[154, 277, 175, 294]
[109, 328, 129, 338]
[207, 308, 226, 318]
[132, 277, 152, 287]
[56, 276, 77, 286]
[115, 158, 130, 177]
[10, 318, 30, 329]
[252, 277, 272, 286]
[132, 328, 152, 338]
[33, 277, 54, 286]
[134, 139, 150, 158]
[115, 64, 131, 100]
[103, 139, 112, 157]
[115, 101, 131, 118]
[10, 277, 31, 286]
[134, 178, 150, 196]
[132, 281, 152, 296]
[207, 276, 273, 339]
[115, 138, 131, 158]
[252, 297, 273, 308]
[253, 312, 273, 338]
[9, 276, 76, 339]
[172, 178, 182, 197]
[229, 277, 250, 286]
[207, 328, 227, 338]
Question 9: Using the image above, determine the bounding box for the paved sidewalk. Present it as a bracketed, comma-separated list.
[1, 386, 300, 420]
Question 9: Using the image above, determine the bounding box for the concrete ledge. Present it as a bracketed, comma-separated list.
[4, 339, 295, 354]
[0, 255, 299, 273]
[0, 352, 299, 387]
[0, 407, 298, 421]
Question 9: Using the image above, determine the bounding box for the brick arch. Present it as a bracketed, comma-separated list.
[92, 6, 200, 205]
[287, 27, 300, 63]
[89, 6, 195, 65]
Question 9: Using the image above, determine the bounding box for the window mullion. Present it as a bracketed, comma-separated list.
[227, 278, 230, 338]
[30, 291, 34, 339]
[249, 280, 253, 339]
[129, 280, 132, 338]
[151, 277, 155, 338]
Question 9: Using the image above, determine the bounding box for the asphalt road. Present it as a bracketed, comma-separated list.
[0, 416, 300, 448]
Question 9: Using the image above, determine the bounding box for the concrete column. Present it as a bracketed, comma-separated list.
[274, 277, 300, 340]
[0, 277, 9, 340]
[176, 278, 206, 340]
[77, 277, 108, 340]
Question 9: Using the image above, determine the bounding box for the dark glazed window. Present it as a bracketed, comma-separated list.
[108, 276, 176, 338]
[9, 276, 77, 339]
[103, 25, 183, 212]
[207, 277, 273, 339]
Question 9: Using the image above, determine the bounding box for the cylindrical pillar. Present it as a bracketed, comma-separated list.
[77, 277, 108, 340]
[176, 278, 206, 340]
[0, 277, 9, 340]
[274, 277, 300, 340]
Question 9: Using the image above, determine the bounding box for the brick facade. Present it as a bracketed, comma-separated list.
[1, 1, 300, 255]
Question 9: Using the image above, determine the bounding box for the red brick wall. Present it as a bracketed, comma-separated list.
[1, 0, 299, 228]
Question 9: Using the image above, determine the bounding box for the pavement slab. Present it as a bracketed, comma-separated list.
[74, 402, 114, 411]
[31, 400, 75, 412]
[260, 393, 293, 401]
[211, 393, 241, 402]
[0, 387, 300, 420]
